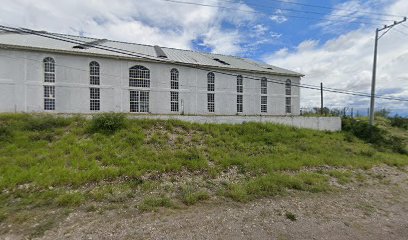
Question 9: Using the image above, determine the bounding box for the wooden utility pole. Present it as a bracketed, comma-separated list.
[369, 17, 407, 125]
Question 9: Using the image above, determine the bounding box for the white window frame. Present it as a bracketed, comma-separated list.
[170, 91, 179, 112]
[44, 85, 55, 111]
[207, 72, 215, 92]
[90, 87, 100, 111]
[130, 90, 149, 113]
[170, 68, 179, 90]
[43, 57, 55, 83]
[129, 65, 150, 88]
[261, 96, 267, 113]
[208, 93, 215, 113]
[90, 61, 100, 85]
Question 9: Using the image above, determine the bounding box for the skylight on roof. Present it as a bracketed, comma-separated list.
[213, 58, 230, 65]
[73, 39, 108, 49]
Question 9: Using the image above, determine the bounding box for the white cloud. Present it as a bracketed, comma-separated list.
[0, 0, 261, 55]
[270, 10, 288, 24]
[264, 0, 408, 113]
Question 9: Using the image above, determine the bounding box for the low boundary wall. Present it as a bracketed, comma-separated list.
[127, 115, 342, 132]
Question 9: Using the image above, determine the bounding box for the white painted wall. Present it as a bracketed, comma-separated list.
[0, 49, 301, 115]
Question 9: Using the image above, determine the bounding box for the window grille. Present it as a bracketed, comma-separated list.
[130, 90, 149, 113]
[44, 85, 55, 110]
[207, 93, 215, 112]
[170, 91, 179, 112]
[129, 65, 150, 87]
[43, 57, 55, 83]
[285, 79, 291, 96]
[207, 72, 215, 92]
[90, 87, 100, 111]
[237, 75, 243, 93]
[237, 95, 243, 113]
[261, 77, 267, 94]
[286, 96, 292, 114]
[170, 68, 179, 90]
[261, 96, 267, 113]
[90, 61, 100, 85]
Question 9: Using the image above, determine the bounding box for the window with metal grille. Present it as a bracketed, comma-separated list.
[44, 85, 55, 110]
[261, 77, 267, 94]
[90, 61, 100, 85]
[237, 95, 243, 113]
[207, 72, 215, 92]
[285, 79, 291, 96]
[129, 65, 150, 87]
[90, 88, 100, 111]
[170, 68, 179, 90]
[170, 91, 179, 112]
[208, 93, 215, 112]
[130, 90, 149, 113]
[261, 96, 267, 113]
[237, 75, 243, 93]
[43, 57, 55, 83]
[286, 96, 292, 114]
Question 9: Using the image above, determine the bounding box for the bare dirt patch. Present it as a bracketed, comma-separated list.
[2, 166, 407, 240]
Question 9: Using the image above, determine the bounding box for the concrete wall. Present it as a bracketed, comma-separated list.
[0, 49, 301, 115]
[126, 115, 342, 132]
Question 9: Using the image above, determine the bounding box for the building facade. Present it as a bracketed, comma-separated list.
[0, 31, 303, 115]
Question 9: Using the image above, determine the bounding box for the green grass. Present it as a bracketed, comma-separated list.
[138, 195, 175, 211]
[0, 113, 407, 227]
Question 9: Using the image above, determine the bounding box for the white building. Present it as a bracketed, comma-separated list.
[0, 30, 303, 115]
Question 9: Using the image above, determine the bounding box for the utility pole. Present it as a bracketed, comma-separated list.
[369, 17, 407, 125]
[320, 82, 324, 115]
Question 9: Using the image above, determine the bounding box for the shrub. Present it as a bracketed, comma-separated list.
[89, 113, 126, 134]
[0, 124, 13, 142]
[342, 117, 406, 154]
[390, 116, 408, 130]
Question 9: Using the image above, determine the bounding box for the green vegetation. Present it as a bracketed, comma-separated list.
[285, 212, 297, 221]
[139, 195, 175, 211]
[0, 113, 407, 234]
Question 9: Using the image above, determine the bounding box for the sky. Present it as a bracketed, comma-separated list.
[0, 0, 407, 116]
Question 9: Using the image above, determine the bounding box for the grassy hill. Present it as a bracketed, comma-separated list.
[0, 113, 407, 237]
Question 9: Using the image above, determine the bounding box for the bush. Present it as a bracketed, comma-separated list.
[0, 124, 13, 142]
[342, 117, 407, 154]
[89, 113, 126, 134]
[390, 116, 408, 130]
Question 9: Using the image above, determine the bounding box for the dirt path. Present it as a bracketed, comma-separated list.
[2, 166, 408, 240]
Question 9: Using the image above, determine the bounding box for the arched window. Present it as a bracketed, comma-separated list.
[261, 77, 267, 94]
[43, 57, 55, 83]
[170, 68, 179, 90]
[207, 72, 215, 92]
[170, 68, 179, 112]
[237, 75, 243, 93]
[90, 61, 100, 85]
[285, 79, 291, 96]
[129, 65, 150, 87]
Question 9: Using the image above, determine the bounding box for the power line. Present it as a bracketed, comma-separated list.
[215, 0, 396, 23]
[264, 0, 405, 18]
[1, 24, 408, 103]
[157, 0, 383, 25]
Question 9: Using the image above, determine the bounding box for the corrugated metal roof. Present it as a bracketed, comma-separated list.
[0, 31, 303, 77]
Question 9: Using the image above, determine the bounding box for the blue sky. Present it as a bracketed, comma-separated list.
[1, 0, 407, 116]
